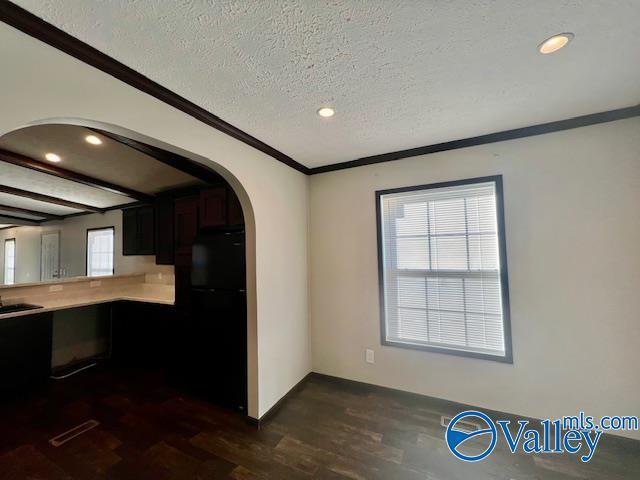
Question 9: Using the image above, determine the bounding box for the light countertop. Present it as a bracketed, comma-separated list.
[0, 283, 174, 320]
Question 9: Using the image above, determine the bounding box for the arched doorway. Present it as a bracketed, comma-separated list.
[0, 118, 259, 417]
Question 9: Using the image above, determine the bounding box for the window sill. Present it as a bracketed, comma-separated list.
[381, 338, 513, 364]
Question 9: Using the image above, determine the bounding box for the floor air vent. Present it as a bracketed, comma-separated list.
[49, 420, 100, 447]
[440, 415, 480, 433]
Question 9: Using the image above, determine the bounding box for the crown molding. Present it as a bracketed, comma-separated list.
[2, 2, 638, 177]
[309, 105, 640, 174]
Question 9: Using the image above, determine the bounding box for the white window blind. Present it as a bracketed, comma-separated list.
[4, 239, 15, 285]
[378, 178, 510, 361]
[87, 228, 114, 277]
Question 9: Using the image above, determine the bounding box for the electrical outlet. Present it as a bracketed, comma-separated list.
[365, 349, 375, 364]
[49, 285, 63, 292]
[90, 280, 101, 288]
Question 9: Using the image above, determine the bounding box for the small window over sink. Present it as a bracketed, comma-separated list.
[86, 227, 115, 277]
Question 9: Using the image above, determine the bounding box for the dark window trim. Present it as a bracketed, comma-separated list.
[4, 237, 16, 283]
[86, 226, 115, 277]
[375, 175, 513, 364]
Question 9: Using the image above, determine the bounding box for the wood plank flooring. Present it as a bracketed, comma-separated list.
[0, 366, 637, 479]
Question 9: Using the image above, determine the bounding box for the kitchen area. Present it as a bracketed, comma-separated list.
[0, 124, 247, 414]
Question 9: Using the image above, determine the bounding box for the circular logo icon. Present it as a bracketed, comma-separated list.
[445, 410, 497, 462]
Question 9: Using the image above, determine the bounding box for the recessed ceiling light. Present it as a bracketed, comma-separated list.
[317, 107, 335, 118]
[85, 135, 103, 145]
[45, 153, 61, 163]
[539, 33, 574, 54]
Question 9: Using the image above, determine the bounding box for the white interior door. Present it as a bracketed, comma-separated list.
[41, 231, 60, 281]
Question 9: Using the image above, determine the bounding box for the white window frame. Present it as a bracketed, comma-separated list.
[4, 238, 16, 285]
[376, 176, 512, 363]
[86, 227, 115, 277]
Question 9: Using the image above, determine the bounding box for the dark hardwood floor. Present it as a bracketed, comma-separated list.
[0, 366, 637, 479]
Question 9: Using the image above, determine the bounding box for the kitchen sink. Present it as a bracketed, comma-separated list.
[0, 303, 43, 314]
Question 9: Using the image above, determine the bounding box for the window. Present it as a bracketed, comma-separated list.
[86, 227, 115, 277]
[4, 238, 15, 285]
[376, 176, 512, 362]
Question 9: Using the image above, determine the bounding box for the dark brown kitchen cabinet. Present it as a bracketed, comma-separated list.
[227, 189, 244, 225]
[174, 196, 199, 313]
[0, 312, 53, 394]
[174, 196, 199, 256]
[155, 196, 175, 265]
[111, 301, 174, 367]
[122, 208, 138, 255]
[122, 205, 155, 255]
[199, 187, 227, 228]
[137, 206, 155, 253]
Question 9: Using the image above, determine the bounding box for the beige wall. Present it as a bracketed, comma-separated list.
[309, 118, 640, 440]
[0, 23, 311, 418]
[0, 226, 41, 284]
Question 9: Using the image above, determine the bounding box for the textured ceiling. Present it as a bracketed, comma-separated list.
[13, 0, 640, 168]
[0, 192, 81, 216]
[0, 207, 46, 220]
[0, 162, 133, 209]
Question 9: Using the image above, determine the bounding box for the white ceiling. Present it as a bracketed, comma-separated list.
[0, 162, 133, 209]
[0, 192, 81, 216]
[14, 1, 640, 168]
[0, 207, 49, 220]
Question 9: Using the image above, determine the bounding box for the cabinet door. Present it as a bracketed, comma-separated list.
[136, 206, 156, 255]
[174, 196, 199, 256]
[122, 208, 138, 256]
[0, 312, 52, 394]
[155, 197, 175, 265]
[174, 262, 192, 312]
[199, 187, 227, 228]
[111, 301, 174, 367]
[227, 188, 244, 226]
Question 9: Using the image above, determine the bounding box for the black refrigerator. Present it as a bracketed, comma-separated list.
[189, 228, 247, 413]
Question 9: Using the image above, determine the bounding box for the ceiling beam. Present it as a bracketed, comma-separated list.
[0, 149, 153, 202]
[0, 203, 63, 220]
[0, 185, 104, 213]
[0, 214, 39, 226]
[93, 129, 226, 185]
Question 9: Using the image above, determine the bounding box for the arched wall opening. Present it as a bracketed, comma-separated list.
[0, 117, 260, 418]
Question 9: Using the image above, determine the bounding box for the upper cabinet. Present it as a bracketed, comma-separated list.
[199, 187, 227, 228]
[122, 205, 155, 256]
[174, 196, 200, 260]
[155, 196, 175, 265]
[125, 185, 245, 266]
[227, 189, 244, 226]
